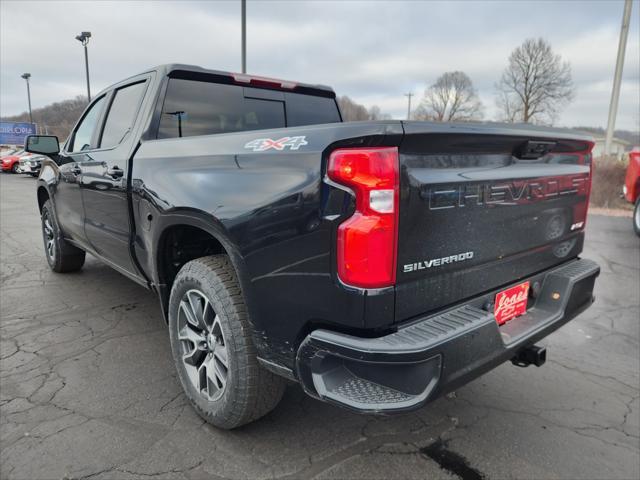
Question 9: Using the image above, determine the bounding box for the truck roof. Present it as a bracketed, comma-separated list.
[111, 63, 336, 98]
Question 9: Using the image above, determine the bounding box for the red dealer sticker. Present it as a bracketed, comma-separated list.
[494, 281, 530, 325]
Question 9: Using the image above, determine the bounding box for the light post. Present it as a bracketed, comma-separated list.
[21, 73, 33, 124]
[404, 92, 413, 120]
[241, 0, 246, 73]
[75, 31, 92, 101]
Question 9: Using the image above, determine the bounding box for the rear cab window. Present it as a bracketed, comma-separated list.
[284, 92, 341, 126]
[157, 74, 340, 139]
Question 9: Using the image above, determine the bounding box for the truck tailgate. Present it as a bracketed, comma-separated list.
[395, 123, 593, 321]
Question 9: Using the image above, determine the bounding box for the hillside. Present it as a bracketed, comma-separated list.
[2, 96, 88, 141]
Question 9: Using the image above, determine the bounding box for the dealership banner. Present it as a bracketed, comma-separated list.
[0, 122, 37, 145]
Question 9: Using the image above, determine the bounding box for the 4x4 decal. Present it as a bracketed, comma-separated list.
[244, 136, 308, 152]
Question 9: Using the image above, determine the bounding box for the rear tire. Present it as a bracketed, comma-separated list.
[11, 163, 19, 173]
[41, 200, 85, 272]
[634, 198, 640, 237]
[168, 255, 286, 429]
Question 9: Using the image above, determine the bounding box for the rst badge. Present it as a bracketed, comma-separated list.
[244, 136, 308, 152]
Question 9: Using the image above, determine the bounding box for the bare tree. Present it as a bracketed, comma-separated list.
[337, 95, 370, 121]
[495, 90, 519, 123]
[337, 96, 390, 121]
[415, 71, 483, 122]
[367, 105, 391, 120]
[496, 38, 574, 124]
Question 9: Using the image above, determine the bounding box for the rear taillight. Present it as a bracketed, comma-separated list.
[327, 147, 399, 289]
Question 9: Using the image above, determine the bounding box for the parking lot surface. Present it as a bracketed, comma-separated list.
[1, 172, 639, 480]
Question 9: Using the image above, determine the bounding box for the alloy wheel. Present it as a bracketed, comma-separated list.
[42, 211, 56, 262]
[177, 289, 229, 401]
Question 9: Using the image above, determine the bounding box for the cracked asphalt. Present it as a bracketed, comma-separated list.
[1, 172, 639, 480]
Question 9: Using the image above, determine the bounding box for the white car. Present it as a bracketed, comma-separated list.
[17, 155, 45, 176]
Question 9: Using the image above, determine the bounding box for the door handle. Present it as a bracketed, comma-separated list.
[107, 166, 124, 178]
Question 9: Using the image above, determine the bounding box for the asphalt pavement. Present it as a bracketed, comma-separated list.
[1, 172, 638, 480]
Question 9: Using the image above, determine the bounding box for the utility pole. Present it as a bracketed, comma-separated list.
[404, 92, 413, 120]
[75, 31, 92, 101]
[21, 73, 33, 124]
[605, 0, 632, 156]
[241, 0, 246, 73]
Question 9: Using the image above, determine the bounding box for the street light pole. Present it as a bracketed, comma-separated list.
[75, 31, 92, 101]
[21, 73, 33, 124]
[404, 92, 413, 120]
[241, 0, 246, 73]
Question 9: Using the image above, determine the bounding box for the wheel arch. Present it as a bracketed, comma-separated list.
[37, 184, 50, 213]
[152, 210, 250, 324]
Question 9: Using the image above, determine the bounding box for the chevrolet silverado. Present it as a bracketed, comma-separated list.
[26, 64, 600, 428]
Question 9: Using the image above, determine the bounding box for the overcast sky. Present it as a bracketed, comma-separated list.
[1, 0, 639, 130]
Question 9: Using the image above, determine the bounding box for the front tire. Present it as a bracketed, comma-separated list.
[11, 163, 19, 173]
[634, 198, 640, 237]
[168, 255, 286, 429]
[41, 200, 85, 272]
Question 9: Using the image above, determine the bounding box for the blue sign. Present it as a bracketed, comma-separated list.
[0, 122, 37, 145]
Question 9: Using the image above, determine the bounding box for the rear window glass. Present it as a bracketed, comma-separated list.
[284, 92, 341, 126]
[158, 79, 285, 138]
[157, 78, 339, 139]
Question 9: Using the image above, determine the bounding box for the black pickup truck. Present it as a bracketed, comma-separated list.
[26, 64, 599, 429]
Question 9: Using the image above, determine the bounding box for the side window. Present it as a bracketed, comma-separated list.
[100, 81, 147, 148]
[70, 96, 106, 153]
[157, 79, 285, 139]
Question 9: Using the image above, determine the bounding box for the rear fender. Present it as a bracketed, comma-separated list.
[149, 209, 255, 329]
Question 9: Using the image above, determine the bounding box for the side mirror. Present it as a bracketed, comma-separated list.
[25, 135, 60, 155]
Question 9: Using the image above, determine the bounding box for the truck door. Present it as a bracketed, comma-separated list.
[81, 79, 149, 277]
[55, 95, 107, 246]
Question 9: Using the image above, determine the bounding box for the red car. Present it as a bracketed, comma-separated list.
[623, 147, 640, 235]
[1, 150, 26, 173]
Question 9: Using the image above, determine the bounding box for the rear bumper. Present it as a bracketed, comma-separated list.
[296, 258, 599, 413]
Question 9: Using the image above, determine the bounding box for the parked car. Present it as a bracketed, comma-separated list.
[17, 155, 45, 176]
[1, 148, 19, 157]
[623, 147, 640, 235]
[26, 64, 600, 429]
[1, 150, 27, 173]
[1, 150, 43, 173]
